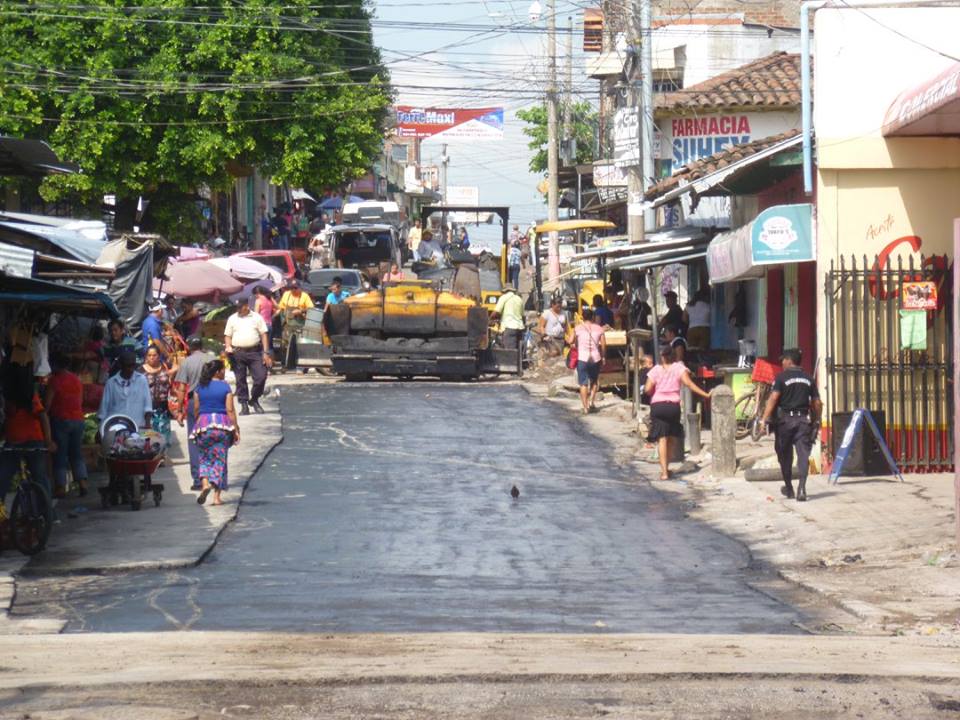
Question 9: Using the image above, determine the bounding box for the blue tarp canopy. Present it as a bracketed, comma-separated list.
[0, 222, 106, 264]
[0, 275, 119, 318]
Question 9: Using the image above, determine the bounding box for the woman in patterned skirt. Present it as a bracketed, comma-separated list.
[190, 359, 239, 506]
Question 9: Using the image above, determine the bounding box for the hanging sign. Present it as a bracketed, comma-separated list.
[750, 203, 815, 265]
[901, 281, 937, 310]
[394, 106, 504, 141]
[613, 108, 640, 168]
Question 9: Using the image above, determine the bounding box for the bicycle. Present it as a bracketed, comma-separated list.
[0, 447, 53, 556]
[734, 358, 778, 442]
[735, 379, 773, 441]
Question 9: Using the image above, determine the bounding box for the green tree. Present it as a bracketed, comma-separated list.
[0, 0, 391, 238]
[516, 102, 597, 174]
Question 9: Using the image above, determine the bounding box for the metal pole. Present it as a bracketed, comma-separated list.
[640, 0, 655, 233]
[547, 0, 561, 283]
[563, 15, 573, 156]
[626, 0, 645, 245]
[440, 144, 449, 243]
[649, 268, 660, 362]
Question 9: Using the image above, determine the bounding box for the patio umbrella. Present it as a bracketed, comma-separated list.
[209, 255, 283, 286]
[154, 260, 243, 299]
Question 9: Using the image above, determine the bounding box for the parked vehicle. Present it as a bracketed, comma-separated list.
[301, 268, 367, 307]
[341, 201, 400, 227]
[234, 250, 299, 282]
[329, 224, 401, 282]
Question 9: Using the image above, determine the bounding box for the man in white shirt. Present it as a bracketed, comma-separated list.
[224, 298, 272, 415]
[537, 296, 567, 356]
[407, 219, 422, 257]
[98, 351, 153, 428]
[415, 230, 443, 263]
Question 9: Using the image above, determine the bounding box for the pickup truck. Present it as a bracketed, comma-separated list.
[235, 250, 299, 282]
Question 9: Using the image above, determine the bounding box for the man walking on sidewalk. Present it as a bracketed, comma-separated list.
[174, 336, 214, 490]
[760, 349, 821, 502]
[224, 298, 272, 416]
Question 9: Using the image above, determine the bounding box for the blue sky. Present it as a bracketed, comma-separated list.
[372, 0, 590, 227]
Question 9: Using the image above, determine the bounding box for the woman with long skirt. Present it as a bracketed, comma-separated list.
[191, 359, 239, 506]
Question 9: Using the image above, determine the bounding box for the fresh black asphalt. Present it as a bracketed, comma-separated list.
[13, 383, 801, 633]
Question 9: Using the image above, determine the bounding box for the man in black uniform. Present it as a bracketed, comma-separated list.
[760, 348, 821, 501]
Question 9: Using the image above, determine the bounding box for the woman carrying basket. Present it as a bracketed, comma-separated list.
[191, 359, 239, 506]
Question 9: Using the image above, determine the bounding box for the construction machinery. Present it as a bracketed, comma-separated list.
[323, 263, 521, 380]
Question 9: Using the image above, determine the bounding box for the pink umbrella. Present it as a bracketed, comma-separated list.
[155, 260, 243, 300]
[208, 255, 283, 286]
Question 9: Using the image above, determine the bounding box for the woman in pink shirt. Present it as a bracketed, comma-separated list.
[573, 307, 606, 414]
[644, 346, 711, 480]
[253, 286, 276, 349]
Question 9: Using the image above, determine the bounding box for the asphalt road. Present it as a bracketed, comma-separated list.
[14, 382, 802, 633]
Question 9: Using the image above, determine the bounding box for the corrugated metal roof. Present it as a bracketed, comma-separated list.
[0, 242, 35, 278]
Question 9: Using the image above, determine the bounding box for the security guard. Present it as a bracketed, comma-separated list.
[760, 348, 822, 501]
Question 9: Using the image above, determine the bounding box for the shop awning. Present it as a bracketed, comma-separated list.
[646, 132, 802, 209]
[0, 221, 106, 265]
[605, 230, 710, 271]
[0, 275, 119, 318]
[706, 203, 815, 284]
[0, 137, 79, 176]
[570, 226, 705, 261]
[882, 61, 960, 136]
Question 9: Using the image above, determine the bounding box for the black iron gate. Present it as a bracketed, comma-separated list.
[825, 254, 953, 472]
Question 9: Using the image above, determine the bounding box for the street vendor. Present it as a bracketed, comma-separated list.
[98, 351, 153, 429]
[174, 298, 202, 339]
[0, 360, 54, 500]
[277, 279, 315, 359]
[103, 319, 140, 376]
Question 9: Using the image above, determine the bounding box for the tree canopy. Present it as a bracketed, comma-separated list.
[0, 0, 392, 231]
[516, 101, 598, 175]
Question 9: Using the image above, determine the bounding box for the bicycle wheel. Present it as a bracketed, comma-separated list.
[10, 482, 52, 556]
[734, 390, 758, 439]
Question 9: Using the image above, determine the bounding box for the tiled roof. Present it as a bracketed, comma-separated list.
[658, 52, 801, 114]
[645, 129, 801, 200]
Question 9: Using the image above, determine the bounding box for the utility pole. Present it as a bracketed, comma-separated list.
[563, 15, 573, 156]
[640, 0, 655, 232]
[546, 0, 560, 284]
[625, 0, 644, 245]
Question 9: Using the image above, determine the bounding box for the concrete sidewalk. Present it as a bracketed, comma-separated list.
[0, 393, 283, 633]
[527, 376, 960, 637]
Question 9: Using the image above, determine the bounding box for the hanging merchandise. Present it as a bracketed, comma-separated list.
[32, 332, 51, 377]
[898, 309, 927, 350]
[8, 323, 34, 365]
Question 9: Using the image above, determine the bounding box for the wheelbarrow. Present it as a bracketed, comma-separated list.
[99, 454, 165, 511]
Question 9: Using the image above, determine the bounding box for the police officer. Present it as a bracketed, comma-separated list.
[760, 348, 822, 501]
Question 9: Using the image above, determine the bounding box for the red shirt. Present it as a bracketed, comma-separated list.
[4, 394, 45, 444]
[47, 370, 85, 421]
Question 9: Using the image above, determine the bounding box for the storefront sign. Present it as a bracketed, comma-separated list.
[394, 106, 504, 140]
[751, 204, 815, 265]
[707, 203, 814, 284]
[901, 281, 938, 310]
[670, 115, 751, 166]
[613, 108, 639, 168]
[593, 162, 628, 187]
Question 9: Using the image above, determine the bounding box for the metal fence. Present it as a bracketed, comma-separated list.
[825, 254, 953, 472]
